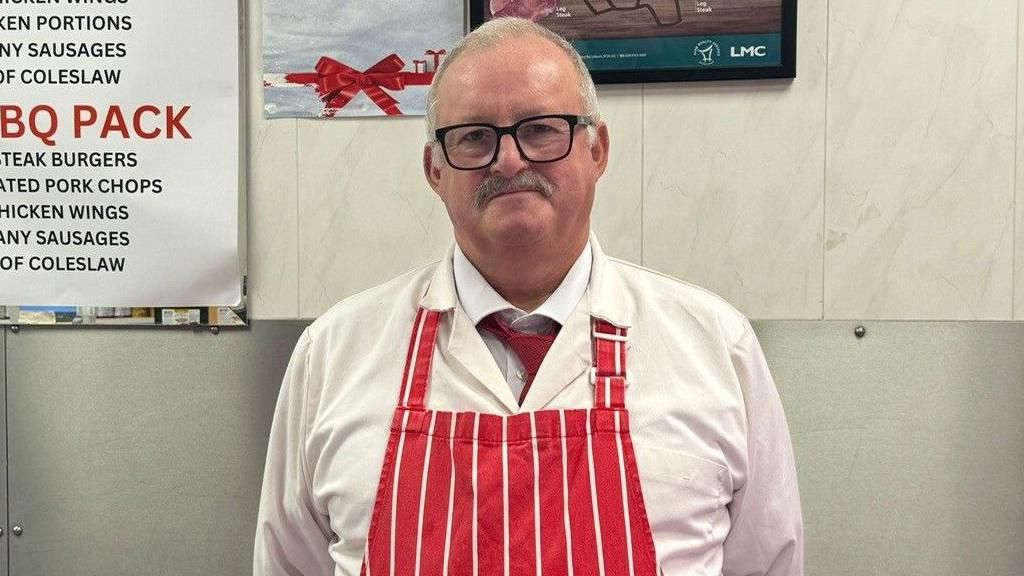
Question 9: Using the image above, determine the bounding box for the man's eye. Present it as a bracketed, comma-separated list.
[525, 123, 555, 134]
[462, 129, 491, 143]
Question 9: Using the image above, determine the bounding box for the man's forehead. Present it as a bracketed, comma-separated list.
[434, 36, 580, 122]
[449, 36, 567, 77]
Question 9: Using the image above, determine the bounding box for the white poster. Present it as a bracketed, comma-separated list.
[262, 0, 463, 118]
[0, 1, 241, 307]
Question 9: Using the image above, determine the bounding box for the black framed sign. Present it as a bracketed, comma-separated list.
[469, 0, 796, 83]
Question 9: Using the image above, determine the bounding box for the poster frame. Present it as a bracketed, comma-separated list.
[468, 0, 797, 83]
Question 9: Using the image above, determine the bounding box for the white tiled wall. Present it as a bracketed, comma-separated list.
[643, 0, 827, 319]
[1016, 2, 1024, 320]
[824, 0, 1016, 320]
[590, 85, 644, 265]
[246, 0, 1023, 320]
[294, 117, 454, 317]
[246, 0, 299, 318]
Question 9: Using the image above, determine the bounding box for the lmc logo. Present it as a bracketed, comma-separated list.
[730, 45, 768, 58]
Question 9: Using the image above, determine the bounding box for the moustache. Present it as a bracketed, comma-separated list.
[475, 171, 555, 208]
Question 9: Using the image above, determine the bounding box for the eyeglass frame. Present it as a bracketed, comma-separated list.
[433, 114, 596, 171]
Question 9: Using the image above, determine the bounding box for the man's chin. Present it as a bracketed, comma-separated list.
[484, 216, 553, 246]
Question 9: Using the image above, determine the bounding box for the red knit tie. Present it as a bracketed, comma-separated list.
[479, 313, 560, 404]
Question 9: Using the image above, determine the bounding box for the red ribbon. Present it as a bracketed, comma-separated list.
[285, 54, 431, 117]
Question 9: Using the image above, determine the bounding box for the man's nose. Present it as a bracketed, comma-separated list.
[490, 133, 529, 177]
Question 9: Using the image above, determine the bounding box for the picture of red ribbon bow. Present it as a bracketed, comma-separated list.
[284, 54, 433, 117]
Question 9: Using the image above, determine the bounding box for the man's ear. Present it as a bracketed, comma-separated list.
[591, 122, 610, 177]
[423, 143, 443, 195]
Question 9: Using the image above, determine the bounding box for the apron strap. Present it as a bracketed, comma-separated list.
[397, 308, 442, 409]
[592, 319, 628, 409]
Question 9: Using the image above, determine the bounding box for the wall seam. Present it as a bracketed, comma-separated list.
[295, 119, 302, 320]
[1014, 0, 1020, 319]
[640, 83, 645, 265]
[821, 0, 830, 321]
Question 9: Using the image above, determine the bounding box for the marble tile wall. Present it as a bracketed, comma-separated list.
[1017, 4, 1024, 320]
[294, 117, 452, 317]
[590, 86, 644, 265]
[824, 0, 1016, 320]
[247, 0, 299, 319]
[246, 0, 1024, 321]
[642, 0, 826, 319]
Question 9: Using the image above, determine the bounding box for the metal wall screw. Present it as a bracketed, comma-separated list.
[210, 326, 220, 335]
[11, 525, 23, 536]
[854, 325, 866, 338]
[10, 324, 20, 334]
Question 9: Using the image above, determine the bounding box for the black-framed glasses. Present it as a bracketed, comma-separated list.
[434, 114, 595, 170]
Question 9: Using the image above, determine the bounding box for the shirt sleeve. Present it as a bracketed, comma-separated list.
[722, 320, 804, 576]
[253, 329, 336, 576]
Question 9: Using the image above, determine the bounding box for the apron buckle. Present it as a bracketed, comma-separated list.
[589, 366, 631, 386]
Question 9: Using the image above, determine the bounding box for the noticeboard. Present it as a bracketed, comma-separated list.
[0, 1, 246, 327]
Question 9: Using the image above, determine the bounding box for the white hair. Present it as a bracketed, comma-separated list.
[425, 17, 601, 165]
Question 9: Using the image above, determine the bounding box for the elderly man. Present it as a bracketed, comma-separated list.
[255, 17, 803, 576]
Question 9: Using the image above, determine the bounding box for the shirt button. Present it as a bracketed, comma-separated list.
[516, 370, 525, 380]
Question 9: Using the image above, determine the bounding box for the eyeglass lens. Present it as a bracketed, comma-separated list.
[443, 117, 574, 169]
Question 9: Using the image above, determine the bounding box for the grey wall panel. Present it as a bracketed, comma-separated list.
[753, 321, 1024, 576]
[2, 321, 1022, 575]
[5, 321, 307, 576]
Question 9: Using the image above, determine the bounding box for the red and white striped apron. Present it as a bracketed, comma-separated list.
[360, 308, 659, 575]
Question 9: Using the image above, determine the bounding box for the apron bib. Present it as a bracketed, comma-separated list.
[360, 308, 659, 575]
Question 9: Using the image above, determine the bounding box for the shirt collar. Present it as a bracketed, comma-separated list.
[453, 241, 592, 328]
[420, 233, 632, 329]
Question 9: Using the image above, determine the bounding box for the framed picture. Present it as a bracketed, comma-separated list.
[469, 0, 797, 83]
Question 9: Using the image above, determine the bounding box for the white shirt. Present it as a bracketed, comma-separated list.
[453, 242, 592, 399]
[254, 235, 804, 576]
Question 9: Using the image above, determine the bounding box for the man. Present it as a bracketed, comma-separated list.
[255, 17, 803, 576]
